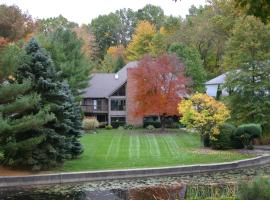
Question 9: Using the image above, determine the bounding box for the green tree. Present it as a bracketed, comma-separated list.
[90, 13, 121, 57]
[0, 40, 24, 82]
[36, 15, 78, 34]
[116, 8, 138, 46]
[15, 38, 83, 170]
[136, 4, 165, 29]
[0, 80, 55, 169]
[234, 0, 270, 23]
[224, 62, 270, 132]
[38, 28, 92, 97]
[168, 43, 206, 92]
[223, 16, 270, 69]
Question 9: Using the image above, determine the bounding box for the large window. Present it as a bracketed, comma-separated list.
[111, 99, 126, 111]
[111, 116, 126, 128]
[112, 84, 126, 96]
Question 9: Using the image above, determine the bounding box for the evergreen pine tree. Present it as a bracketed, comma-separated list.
[0, 80, 55, 168]
[14, 38, 83, 170]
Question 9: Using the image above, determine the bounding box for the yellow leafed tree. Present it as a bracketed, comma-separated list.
[126, 21, 156, 61]
[178, 93, 230, 146]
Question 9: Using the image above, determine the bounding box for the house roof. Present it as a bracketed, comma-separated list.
[83, 61, 138, 98]
[205, 73, 227, 85]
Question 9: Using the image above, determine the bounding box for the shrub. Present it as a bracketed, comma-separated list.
[143, 121, 161, 128]
[165, 122, 180, 129]
[83, 117, 99, 130]
[111, 121, 125, 128]
[118, 126, 124, 130]
[146, 125, 155, 130]
[235, 123, 262, 148]
[236, 178, 270, 200]
[211, 123, 236, 150]
[124, 124, 134, 130]
[105, 125, 113, 130]
[0, 151, 4, 161]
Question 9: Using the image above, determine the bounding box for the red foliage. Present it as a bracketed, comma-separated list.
[130, 54, 190, 118]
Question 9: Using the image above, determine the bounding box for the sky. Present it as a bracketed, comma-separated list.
[0, 0, 207, 24]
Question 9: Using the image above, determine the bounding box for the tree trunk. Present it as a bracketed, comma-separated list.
[160, 114, 166, 131]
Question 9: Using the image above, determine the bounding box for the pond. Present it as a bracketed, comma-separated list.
[1, 164, 270, 200]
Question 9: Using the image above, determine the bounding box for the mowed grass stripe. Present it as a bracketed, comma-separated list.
[162, 136, 179, 158]
[146, 135, 161, 157]
[139, 135, 150, 159]
[129, 135, 140, 159]
[106, 133, 122, 160]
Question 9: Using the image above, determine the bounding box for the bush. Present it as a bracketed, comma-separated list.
[105, 125, 113, 130]
[143, 121, 161, 128]
[111, 121, 125, 128]
[118, 126, 124, 130]
[211, 123, 236, 150]
[83, 117, 99, 130]
[236, 178, 270, 200]
[235, 123, 262, 148]
[0, 151, 4, 161]
[165, 122, 180, 129]
[146, 125, 155, 130]
[124, 124, 134, 130]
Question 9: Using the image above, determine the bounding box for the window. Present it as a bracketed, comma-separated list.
[111, 99, 126, 111]
[92, 99, 102, 110]
[111, 116, 126, 128]
[112, 84, 126, 96]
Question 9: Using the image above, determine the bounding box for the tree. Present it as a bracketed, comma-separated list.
[224, 61, 270, 131]
[38, 28, 92, 97]
[234, 0, 270, 23]
[223, 16, 270, 70]
[14, 38, 83, 170]
[36, 15, 78, 34]
[0, 4, 35, 42]
[90, 13, 121, 58]
[178, 93, 230, 147]
[116, 8, 138, 46]
[130, 54, 189, 130]
[137, 4, 165, 29]
[126, 21, 156, 61]
[168, 43, 206, 92]
[0, 81, 55, 169]
[0, 40, 24, 82]
[73, 25, 99, 60]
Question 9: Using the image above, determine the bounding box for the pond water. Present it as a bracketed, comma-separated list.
[1, 164, 270, 200]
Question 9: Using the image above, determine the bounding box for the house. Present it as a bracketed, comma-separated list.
[82, 61, 143, 127]
[205, 73, 229, 98]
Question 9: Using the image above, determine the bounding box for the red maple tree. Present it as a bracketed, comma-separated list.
[130, 54, 190, 129]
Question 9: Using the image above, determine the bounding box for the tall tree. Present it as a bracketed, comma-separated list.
[38, 28, 92, 96]
[130, 54, 189, 129]
[0, 81, 55, 169]
[137, 4, 165, 29]
[234, 0, 270, 23]
[168, 43, 206, 92]
[90, 13, 121, 58]
[0, 4, 35, 42]
[116, 8, 138, 46]
[223, 16, 270, 69]
[36, 15, 78, 34]
[0, 41, 24, 82]
[224, 61, 270, 131]
[126, 21, 156, 61]
[15, 38, 83, 170]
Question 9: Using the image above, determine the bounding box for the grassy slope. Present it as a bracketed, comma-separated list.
[58, 129, 252, 172]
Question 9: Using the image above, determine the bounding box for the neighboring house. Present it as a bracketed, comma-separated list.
[205, 73, 229, 98]
[82, 61, 143, 127]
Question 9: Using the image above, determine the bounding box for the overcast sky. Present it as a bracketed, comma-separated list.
[1, 0, 207, 24]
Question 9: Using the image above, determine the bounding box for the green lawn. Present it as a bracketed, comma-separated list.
[58, 129, 252, 172]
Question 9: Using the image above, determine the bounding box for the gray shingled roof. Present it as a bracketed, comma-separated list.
[205, 73, 227, 85]
[83, 61, 138, 98]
